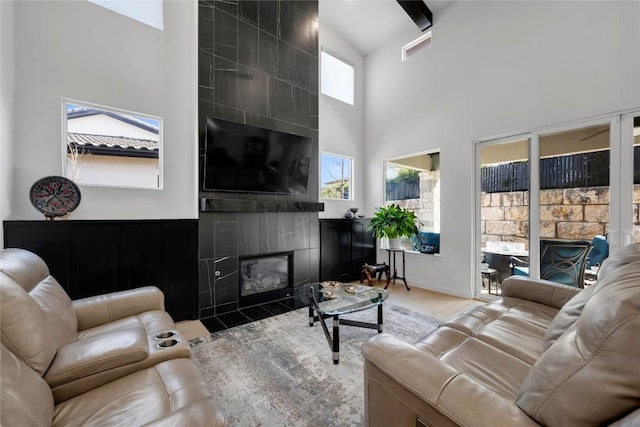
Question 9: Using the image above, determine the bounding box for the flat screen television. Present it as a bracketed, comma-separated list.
[202, 117, 312, 194]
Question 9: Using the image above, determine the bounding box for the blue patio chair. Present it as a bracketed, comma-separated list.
[510, 239, 593, 288]
[587, 235, 609, 267]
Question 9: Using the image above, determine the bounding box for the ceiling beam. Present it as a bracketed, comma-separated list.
[397, 0, 433, 32]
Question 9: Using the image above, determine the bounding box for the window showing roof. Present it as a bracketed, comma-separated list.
[67, 133, 158, 158]
[66, 107, 160, 158]
[63, 99, 163, 189]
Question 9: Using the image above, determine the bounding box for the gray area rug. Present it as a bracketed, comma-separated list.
[191, 304, 440, 426]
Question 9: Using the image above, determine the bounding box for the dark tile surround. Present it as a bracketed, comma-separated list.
[201, 298, 307, 332]
[198, 0, 320, 322]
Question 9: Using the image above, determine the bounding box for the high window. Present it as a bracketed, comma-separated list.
[320, 51, 354, 105]
[88, 0, 164, 30]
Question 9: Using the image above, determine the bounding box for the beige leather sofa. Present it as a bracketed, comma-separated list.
[0, 248, 225, 426]
[363, 244, 640, 427]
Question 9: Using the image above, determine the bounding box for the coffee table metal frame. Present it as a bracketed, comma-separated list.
[299, 283, 387, 364]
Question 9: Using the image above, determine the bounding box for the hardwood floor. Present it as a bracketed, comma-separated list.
[372, 280, 482, 320]
[177, 278, 482, 341]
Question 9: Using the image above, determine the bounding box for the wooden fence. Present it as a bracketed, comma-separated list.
[481, 148, 639, 193]
[386, 180, 420, 200]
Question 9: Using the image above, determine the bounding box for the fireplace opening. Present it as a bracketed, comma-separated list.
[239, 251, 293, 307]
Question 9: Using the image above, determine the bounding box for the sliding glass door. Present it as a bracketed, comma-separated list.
[622, 113, 640, 243]
[476, 134, 530, 297]
[626, 113, 640, 245]
[537, 121, 611, 286]
[475, 110, 639, 298]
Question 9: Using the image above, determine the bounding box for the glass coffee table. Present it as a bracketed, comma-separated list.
[296, 282, 388, 364]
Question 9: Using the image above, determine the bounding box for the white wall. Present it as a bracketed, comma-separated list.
[318, 22, 367, 218]
[364, 1, 640, 298]
[67, 156, 159, 189]
[1, 1, 16, 246]
[7, 0, 197, 223]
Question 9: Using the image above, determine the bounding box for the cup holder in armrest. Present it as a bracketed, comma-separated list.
[157, 339, 181, 348]
[154, 331, 177, 339]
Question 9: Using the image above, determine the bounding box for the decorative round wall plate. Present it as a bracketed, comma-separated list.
[29, 176, 81, 219]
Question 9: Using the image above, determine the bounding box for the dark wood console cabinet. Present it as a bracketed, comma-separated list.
[319, 218, 376, 282]
[3, 220, 198, 321]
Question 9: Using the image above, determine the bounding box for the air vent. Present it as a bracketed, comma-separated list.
[402, 31, 432, 62]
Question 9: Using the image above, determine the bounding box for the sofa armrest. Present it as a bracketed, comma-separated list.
[362, 334, 538, 427]
[501, 276, 580, 309]
[140, 397, 226, 427]
[44, 328, 148, 389]
[73, 286, 165, 331]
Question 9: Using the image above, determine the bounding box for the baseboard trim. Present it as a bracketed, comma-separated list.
[404, 276, 474, 299]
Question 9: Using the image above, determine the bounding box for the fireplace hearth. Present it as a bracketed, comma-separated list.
[239, 252, 293, 307]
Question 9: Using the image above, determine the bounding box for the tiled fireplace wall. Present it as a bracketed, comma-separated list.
[197, 0, 320, 319]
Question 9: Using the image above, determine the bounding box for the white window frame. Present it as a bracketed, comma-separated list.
[62, 98, 163, 190]
[383, 150, 441, 254]
[474, 108, 640, 299]
[320, 152, 353, 200]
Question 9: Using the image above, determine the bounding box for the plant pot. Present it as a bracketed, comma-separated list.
[388, 238, 402, 249]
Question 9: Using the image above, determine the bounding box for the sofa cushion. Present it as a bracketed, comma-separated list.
[542, 244, 640, 352]
[597, 243, 640, 281]
[0, 275, 58, 376]
[516, 261, 640, 426]
[427, 298, 557, 366]
[50, 310, 191, 403]
[541, 286, 595, 352]
[0, 343, 54, 426]
[441, 337, 533, 400]
[0, 248, 50, 292]
[30, 275, 78, 348]
[72, 286, 165, 331]
[0, 249, 73, 374]
[52, 358, 221, 426]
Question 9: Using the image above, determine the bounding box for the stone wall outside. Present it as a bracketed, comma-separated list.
[481, 185, 640, 250]
[393, 170, 440, 232]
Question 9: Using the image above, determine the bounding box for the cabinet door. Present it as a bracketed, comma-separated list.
[350, 219, 375, 280]
[319, 220, 351, 281]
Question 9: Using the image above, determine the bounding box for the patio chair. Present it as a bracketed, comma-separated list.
[587, 235, 609, 267]
[510, 239, 593, 288]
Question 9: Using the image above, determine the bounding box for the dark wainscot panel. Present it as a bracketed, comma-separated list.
[3, 220, 198, 321]
[319, 218, 376, 282]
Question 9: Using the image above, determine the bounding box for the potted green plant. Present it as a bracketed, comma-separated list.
[368, 204, 419, 249]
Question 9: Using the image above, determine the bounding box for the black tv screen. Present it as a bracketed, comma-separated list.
[203, 117, 312, 194]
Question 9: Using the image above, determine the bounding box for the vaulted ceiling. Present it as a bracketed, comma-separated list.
[319, 0, 450, 55]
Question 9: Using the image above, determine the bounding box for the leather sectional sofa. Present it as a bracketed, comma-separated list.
[363, 243, 640, 426]
[0, 248, 226, 426]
